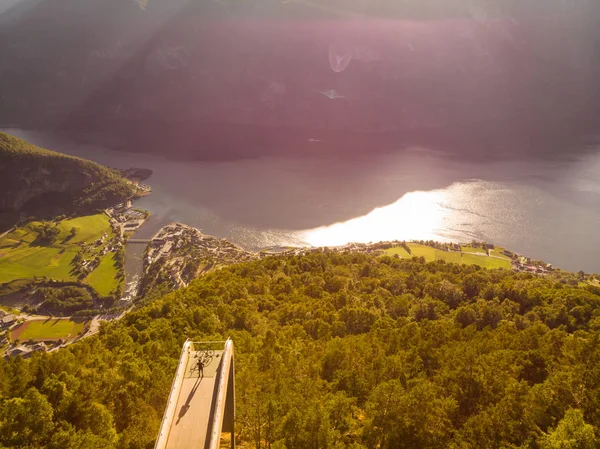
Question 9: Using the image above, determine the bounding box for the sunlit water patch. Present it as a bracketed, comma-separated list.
[300, 190, 448, 246]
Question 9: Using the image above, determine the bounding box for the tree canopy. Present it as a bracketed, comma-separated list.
[1, 251, 599, 447]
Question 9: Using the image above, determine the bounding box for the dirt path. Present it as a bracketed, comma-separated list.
[0, 227, 15, 239]
[462, 251, 512, 261]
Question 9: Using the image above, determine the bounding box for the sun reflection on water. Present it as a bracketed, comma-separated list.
[300, 190, 449, 247]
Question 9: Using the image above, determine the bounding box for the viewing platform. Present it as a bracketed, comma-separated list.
[155, 340, 235, 449]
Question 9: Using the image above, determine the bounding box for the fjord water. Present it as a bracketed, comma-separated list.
[4, 128, 600, 273]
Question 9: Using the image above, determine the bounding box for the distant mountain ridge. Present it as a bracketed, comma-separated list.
[0, 132, 135, 229]
[1, 0, 599, 159]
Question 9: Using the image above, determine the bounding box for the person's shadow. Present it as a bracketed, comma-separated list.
[176, 376, 203, 425]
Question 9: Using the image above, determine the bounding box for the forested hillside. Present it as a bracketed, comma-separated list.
[1, 252, 599, 448]
[0, 132, 135, 229]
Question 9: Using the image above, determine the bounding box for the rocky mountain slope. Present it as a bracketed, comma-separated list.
[139, 223, 258, 299]
[0, 132, 135, 229]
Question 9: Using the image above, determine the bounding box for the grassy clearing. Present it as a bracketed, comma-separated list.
[86, 255, 119, 296]
[59, 214, 113, 244]
[11, 319, 85, 341]
[408, 244, 463, 264]
[489, 247, 512, 260]
[0, 243, 77, 284]
[462, 254, 511, 269]
[0, 213, 119, 296]
[383, 247, 412, 258]
[386, 244, 511, 270]
[460, 245, 487, 254]
[0, 279, 33, 297]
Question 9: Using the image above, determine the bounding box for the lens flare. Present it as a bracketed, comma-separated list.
[329, 43, 353, 73]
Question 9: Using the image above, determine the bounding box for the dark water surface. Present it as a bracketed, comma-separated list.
[4, 128, 600, 273]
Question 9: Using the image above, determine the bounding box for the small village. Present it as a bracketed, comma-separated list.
[0, 202, 153, 359]
[1, 310, 61, 358]
[70, 230, 122, 277]
[106, 202, 148, 236]
[0, 307, 120, 359]
[68, 204, 148, 279]
[142, 223, 259, 294]
[4, 340, 50, 358]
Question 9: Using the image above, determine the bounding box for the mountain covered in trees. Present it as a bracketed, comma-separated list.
[1, 251, 599, 448]
[0, 132, 135, 230]
[1, 0, 599, 159]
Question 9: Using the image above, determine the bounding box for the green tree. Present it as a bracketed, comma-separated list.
[34, 221, 60, 244]
[540, 409, 597, 449]
[0, 387, 55, 447]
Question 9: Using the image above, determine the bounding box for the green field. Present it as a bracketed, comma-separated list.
[383, 244, 511, 270]
[11, 319, 85, 341]
[460, 245, 487, 254]
[86, 255, 119, 296]
[383, 246, 412, 258]
[0, 236, 78, 283]
[0, 213, 119, 296]
[59, 214, 112, 244]
[0, 279, 34, 297]
[462, 254, 511, 269]
[408, 244, 463, 264]
[490, 248, 512, 260]
[459, 245, 513, 263]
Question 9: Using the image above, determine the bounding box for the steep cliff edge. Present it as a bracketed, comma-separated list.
[0, 132, 135, 229]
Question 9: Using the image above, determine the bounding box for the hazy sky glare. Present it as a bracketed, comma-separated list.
[1, 0, 599, 160]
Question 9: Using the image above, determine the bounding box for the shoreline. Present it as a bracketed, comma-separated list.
[141, 220, 575, 275]
[4, 127, 599, 273]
